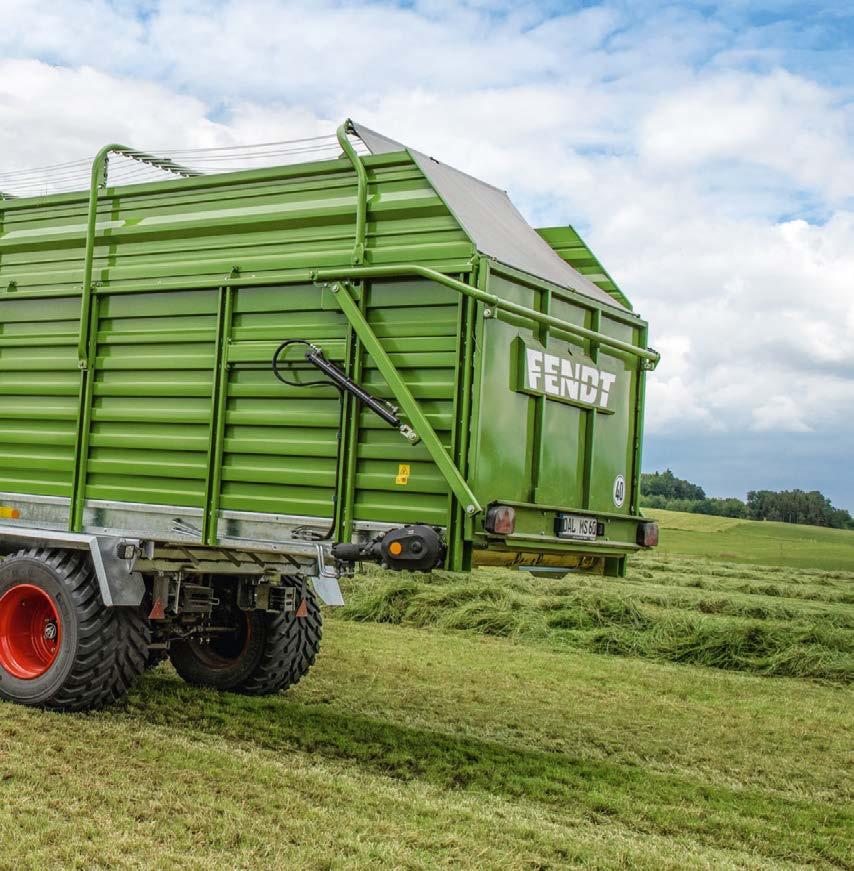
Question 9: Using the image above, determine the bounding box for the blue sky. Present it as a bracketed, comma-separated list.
[1, 0, 853, 507]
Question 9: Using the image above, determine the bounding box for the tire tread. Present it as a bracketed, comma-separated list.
[237, 590, 323, 695]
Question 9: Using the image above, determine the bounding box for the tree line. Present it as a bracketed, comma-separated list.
[641, 469, 854, 530]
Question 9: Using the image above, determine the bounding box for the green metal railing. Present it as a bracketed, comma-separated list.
[314, 264, 660, 366]
[78, 144, 202, 364]
[331, 118, 660, 369]
[336, 121, 368, 265]
[75, 128, 659, 370]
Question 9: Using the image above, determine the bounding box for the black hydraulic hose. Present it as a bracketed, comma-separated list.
[271, 339, 336, 388]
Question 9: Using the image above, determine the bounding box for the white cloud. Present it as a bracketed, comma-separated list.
[0, 59, 228, 172]
[0, 0, 144, 65]
[639, 69, 854, 204]
[752, 396, 813, 433]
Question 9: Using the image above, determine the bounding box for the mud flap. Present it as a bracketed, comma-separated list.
[310, 576, 345, 606]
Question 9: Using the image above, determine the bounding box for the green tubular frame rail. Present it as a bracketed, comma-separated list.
[314, 265, 660, 365]
[77, 144, 202, 366]
[48, 125, 659, 539]
[336, 123, 368, 265]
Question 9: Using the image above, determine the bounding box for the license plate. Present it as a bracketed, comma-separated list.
[556, 513, 598, 541]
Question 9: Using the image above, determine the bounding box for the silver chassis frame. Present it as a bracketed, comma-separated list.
[0, 496, 366, 607]
[0, 495, 443, 608]
[0, 492, 70, 531]
[83, 499, 205, 543]
[1, 494, 429, 551]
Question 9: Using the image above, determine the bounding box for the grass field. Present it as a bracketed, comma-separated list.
[646, 507, 854, 571]
[0, 512, 852, 869]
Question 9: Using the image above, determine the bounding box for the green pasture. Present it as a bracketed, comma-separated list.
[645, 508, 854, 571]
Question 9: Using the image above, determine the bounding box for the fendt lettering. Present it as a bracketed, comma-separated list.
[517, 339, 618, 412]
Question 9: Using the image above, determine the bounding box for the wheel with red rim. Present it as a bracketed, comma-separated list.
[0, 549, 149, 711]
[0, 583, 62, 679]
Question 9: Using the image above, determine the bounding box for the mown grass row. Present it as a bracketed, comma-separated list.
[618, 577, 854, 626]
[338, 556, 854, 682]
[636, 557, 854, 603]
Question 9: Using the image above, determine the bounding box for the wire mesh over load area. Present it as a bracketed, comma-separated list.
[0, 118, 640, 313]
[0, 132, 370, 199]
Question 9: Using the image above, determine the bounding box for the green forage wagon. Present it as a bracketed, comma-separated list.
[0, 121, 659, 709]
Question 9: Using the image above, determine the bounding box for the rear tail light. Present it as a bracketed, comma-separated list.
[485, 505, 516, 535]
[637, 521, 659, 548]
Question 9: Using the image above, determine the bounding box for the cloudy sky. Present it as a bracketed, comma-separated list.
[2, 0, 853, 507]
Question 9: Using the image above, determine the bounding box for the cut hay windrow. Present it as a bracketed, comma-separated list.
[338, 556, 854, 683]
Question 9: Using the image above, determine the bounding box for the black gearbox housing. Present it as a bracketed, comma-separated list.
[332, 524, 445, 572]
[380, 525, 445, 572]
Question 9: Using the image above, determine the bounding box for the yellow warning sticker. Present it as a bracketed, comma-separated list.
[396, 464, 410, 485]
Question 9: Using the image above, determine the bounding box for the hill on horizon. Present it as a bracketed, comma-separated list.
[644, 507, 854, 571]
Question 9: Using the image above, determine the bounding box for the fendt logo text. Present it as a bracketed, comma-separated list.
[515, 338, 618, 412]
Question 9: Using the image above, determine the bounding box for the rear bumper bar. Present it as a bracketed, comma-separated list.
[473, 502, 658, 571]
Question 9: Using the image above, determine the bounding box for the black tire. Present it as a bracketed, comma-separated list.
[0, 548, 149, 711]
[169, 584, 322, 695]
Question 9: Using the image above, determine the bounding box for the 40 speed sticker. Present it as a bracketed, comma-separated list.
[612, 475, 626, 508]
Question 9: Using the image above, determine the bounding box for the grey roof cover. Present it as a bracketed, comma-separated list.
[351, 122, 624, 310]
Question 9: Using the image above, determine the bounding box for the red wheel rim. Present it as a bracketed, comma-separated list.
[0, 584, 62, 679]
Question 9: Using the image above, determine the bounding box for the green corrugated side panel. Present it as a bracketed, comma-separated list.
[0, 152, 475, 294]
[221, 283, 347, 519]
[536, 226, 632, 311]
[87, 289, 219, 508]
[0, 294, 80, 497]
[351, 278, 459, 527]
[212, 276, 457, 529]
